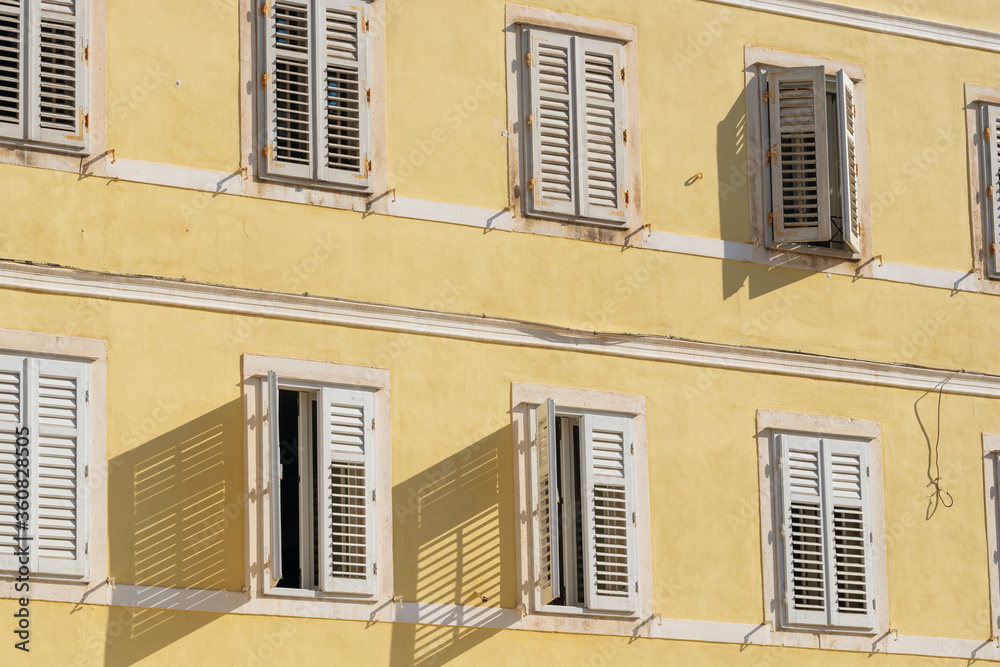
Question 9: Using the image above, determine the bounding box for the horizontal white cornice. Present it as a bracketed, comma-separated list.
[704, 0, 1000, 52]
[0, 259, 997, 397]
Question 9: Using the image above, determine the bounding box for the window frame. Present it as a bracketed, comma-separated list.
[241, 354, 392, 606]
[745, 46, 874, 275]
[504, 4, 643, 243]
[981, 433, 1000, 641]
[511, 382, 652, 628]
[756, 410, 888, 643]
[0, 327, 107, 602]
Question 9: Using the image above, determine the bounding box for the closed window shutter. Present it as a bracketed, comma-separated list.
[535, 398, 560, 605]
[319, 0, 370, 188]
[263, 0, 313, 180]
[985, 105, 1000, 278]
[582, 413, 635, 613]
[266, 371, 282, 586]
[767, 67, 830, 244]
[836, 70, 860, 253]
[0, 354, 25, 574]
[34, 0, 85, 148]
[575, 37, 627, 225]
[318, 385, 376, 596]
[0, 0, 23, 140]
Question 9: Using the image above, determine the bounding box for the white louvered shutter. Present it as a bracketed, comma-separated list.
[266, 371, 282, 586]
[777, 433, 828, 627]
[824, 438, 874, 630]
[575, 37, 627, 225]
[535, 398, 559, 605]
[0, 354, 25, 574]
[34, 358, 87, 578]
[318, 385, 376, 596]
[767, 67, 830, 244]
[836, 70, 860, 253]
[582, 413, 635, 613]
[318, 0, 370, 188]
[34, 0, 86, 148]
[263, 0, 313, 180]
[0, 0, 24, 140]
[985, 105, 1000, 278]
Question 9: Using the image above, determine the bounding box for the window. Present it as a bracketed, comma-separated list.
[512, 384, 651, 623]
[243, 355, 391, 603]
[980, 104, 1000, 279]
[0, 0, 89, 152]
[0, 352, 90, 579]
[258, 0, 373, 191]
[756, 411, 887, 637]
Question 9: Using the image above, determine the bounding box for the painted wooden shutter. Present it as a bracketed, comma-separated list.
[263, 0, 313, 180]
[777, 433, 828, 627]
[985, 105, 1000, 278]
[836, 70, 860, 253]
[824, 438, 874, 629]
[0, 354, 25, 574]
[34, 0, 85, 148]
[767, 67, 830, 244]
[575, 37, 627, 225]
[266, 371, 282, 586]
[0, 0, 24, 140]
[535, 398, 559, 605]
[318, 385, 376, 596]
[582, 412, 635, 613]
[318, 0, 370, 188]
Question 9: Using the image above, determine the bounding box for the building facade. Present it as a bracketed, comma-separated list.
[2, 0, 1000, 664]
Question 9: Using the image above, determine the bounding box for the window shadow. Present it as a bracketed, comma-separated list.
[104, 399, 246, 666]
[388, 426, 513, 667]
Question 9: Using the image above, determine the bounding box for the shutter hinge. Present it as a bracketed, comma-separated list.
[768, 211, 775, 227]
[85, 465, 89, 480]
[366, 89, 371, 105]
[866, 465, 870, 478]
[84, 46, 89, 63]
[85, 389, 90, 404]
[630, 442, 634, 455]
[527, 114, 534, 128]
[85, 541, 89, 556]
[989, 185, 995, 198]
[366, 157, 373, 174]
[262, 73, 270, 88]
[84, 114, 90, 131]
[373, 562, 377, 575]
[766, 149, 776, 164]
[635, 580, 638, 593]
[624, 190, 630, 207]
[620, 67, 625, 83]
[987, 127, 992, 140]
[372, 489, 376, 503]
[631, 511, 636, 525]
[528, 178, 536, 191]
[525, 52, 533, 67]
[371, 418, 375, 430]
[622, 129, 627, 145]
[261, 3, 270, 17]
[991, 242, 996, 256]
[764, 89, 773, 103]
[364, 19, 370, 33]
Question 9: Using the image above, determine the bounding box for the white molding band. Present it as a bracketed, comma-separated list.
[702, 0, 1000, 53]
[0, 260, 999, 398]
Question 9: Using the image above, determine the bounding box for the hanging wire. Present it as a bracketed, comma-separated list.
[915, 377, 954, 519]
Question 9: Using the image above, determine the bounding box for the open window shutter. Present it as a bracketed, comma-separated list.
[777, 433, 828, 627]
[318, 385, 376, 596]
[767, 67, 830, 244]
[824, 438, 874, 630]
[0, 354, 25, 574]
[33, 358, 87, 578]
[525, 28, 577, 219]
[574, 37, 627, 225]
[33, 0, 86, 148]
[318, 0, 370, 189]
[836, 71, 860, 253]
[535, 398, 559, 605]
[582, 413, 635, 613]
[0, 0, 24, 140]
[262, 0, 313, 180]
[265, 371, 282, 586]
[985, 105, 1000, 278]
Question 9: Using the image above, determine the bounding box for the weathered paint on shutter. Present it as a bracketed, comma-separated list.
[0, 354, 25, 574]
[575, 37, 627, 225]
[535, 398, 559, 605]
[34, 0, 85, 148]
[34, 357, 87, 577]
[767, 67, 830, 244]
[777, 433, 828, 627]
[266, 371, 282, 586]
[837, 70, 860, 253]
[0, 0, 24, 140]
[318, 385, 376, 596]
[318, 0, 370, 189]
[262, 0, 313, 180]
[985, 105, 1000, 278]
[582, 412, 635, 613]
[525, 28, 577, 219]
[824, 438, 874, 630]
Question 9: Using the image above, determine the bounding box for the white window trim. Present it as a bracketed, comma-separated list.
[0, 326, 107, 601]
[237, 0, 388, 212]
[745, 45, 875, 276]
[511, 382, 652, 633]
[756, 409, 888, 647]
[982, 433, 1000, 641]
[503, 4, 644, 244]
[241, 353, 393, 612]
[0, 0, 107, 172]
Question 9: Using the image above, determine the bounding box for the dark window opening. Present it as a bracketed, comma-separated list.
[275, 389, 320, 590]
[551, 417, 585, 608]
